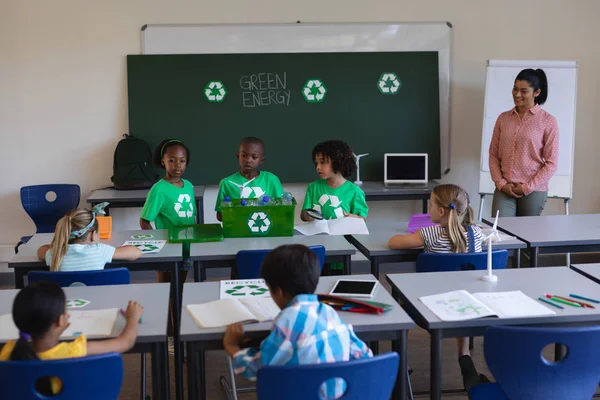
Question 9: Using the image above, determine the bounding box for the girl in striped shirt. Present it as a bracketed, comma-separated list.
[388, 184, 485, 390]
[37, 204, 141, 272]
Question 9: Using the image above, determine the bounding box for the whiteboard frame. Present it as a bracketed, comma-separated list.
[478, 59, 578, 200]
[140, 22, 453, 176]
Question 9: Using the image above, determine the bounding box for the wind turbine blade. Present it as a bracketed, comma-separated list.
[492, 210, 499, 231]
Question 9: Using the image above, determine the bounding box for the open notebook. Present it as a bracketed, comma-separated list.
[186, 297, 280, 328]
[419, 290, 555, 321]
[0, 308, 119, 341]
[294, 218, 369, 236]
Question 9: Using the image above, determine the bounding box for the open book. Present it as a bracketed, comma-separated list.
[0, 308, 119, 341]
[419, 290, 555, 321]
[185, 297, 280, 328]
[294, 218, 369, 236]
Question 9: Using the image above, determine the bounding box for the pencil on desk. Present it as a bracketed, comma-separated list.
[538, 297, 564, 309]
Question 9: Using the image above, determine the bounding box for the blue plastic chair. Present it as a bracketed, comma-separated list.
[17, 184, 81, 251]
[469, 325, 600, 400]
[235, 245, 326, 280]
[416, 250, 509, 273]
[257, 352, 399, 400]
[27, 268, 130, 287]
[0, 352, 123, 400]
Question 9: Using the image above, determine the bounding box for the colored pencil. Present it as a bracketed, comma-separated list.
[538, 297, 564, 309]
[569, 293, 600, 304]
[544, 296, 581, 308]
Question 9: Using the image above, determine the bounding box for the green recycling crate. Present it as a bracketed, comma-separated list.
[221, 198, 296, 238]
[168, 223, 224, 243]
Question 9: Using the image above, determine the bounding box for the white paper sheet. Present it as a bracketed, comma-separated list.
[294, 218, 369, 236]
[0, 308, 118, 341]
[473, 291, 555, 318]
[186, 297, 280, 328]
[122, 240, 166, 254]
[419, 290, 496, 321]
[220, 279, 270, 299]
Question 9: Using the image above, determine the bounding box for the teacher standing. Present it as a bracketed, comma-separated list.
[489, 68, 559, 217]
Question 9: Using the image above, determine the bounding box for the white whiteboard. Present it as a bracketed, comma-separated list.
[479, 60, 578, 199]
[141, 22, 453, 176]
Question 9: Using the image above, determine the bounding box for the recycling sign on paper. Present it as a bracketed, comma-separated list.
[122, 240, 166, 254]
[220, 279, 271, 299]
[247, 211, 272, 234]
[66, 299, 90, 308]
[377, 72, 402, 95]
[302, 79, 327, 103]
[204, 80, 227, 102]
[311, 194, 344, 219]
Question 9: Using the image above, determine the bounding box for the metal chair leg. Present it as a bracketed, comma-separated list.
[406, 369, 414, 400]
[141, 353, 146, 400]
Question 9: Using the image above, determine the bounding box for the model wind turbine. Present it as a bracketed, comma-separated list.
[481, 210, 500, 282]
[353, 153, 369, 185]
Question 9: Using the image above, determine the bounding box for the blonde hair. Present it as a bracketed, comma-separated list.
[49, 209, 98, 271]
[431, 184, 474, 253]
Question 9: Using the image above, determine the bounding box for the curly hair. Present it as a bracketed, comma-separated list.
[152, 139, 191, 169]
[312, 140, 356, 178]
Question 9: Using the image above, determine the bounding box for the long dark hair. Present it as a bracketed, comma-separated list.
[515, 68, 548, 105]
[11, 281, 66, 361]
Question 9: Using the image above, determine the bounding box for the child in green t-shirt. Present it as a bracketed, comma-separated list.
[140, 139, 196, 339]
[301, 140, 368, 273]
[215, 137, 284, 221]
[301, 140, 368, 222]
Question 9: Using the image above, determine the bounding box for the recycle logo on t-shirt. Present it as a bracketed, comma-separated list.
[228, 180, 265, 199]
[174, 194, 194, 218]
[247, 212, 272, 234]
[312, 194, 344, 219]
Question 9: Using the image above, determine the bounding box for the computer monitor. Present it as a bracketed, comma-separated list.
[384, 153, 428, 185]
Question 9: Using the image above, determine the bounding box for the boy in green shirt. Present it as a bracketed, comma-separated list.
[215, 137, 284, 221]
[301, 140, 368, 221]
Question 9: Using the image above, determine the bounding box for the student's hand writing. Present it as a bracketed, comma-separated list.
[511, 183, 525, 196]
[223, 323, 245, 356]
[125, 301, 144, 322]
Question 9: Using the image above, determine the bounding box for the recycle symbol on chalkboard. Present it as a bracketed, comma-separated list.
[247, 212, 272, 234]
[377, 72, 402, 95]
[302, 79, 327, 103]
[204, 80, 227, 102]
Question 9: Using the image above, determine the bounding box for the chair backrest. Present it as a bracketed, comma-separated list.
[482, 325, 600, 400]
[20, 184, 81, 234]
[257, 352, 399, 400]
[0, 352, 123, 400]
[416, 250, 508, 273]
[27, 268, 130, 287]
[236, 245, 326, 280]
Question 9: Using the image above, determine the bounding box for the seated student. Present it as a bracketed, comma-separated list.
[0, 281, 144, 395]
[215, 136, 284, 222]
[37, 203, 141, 272]
[388, 184, 486, 390]
[301, 140, 368, 221]
[223, 244, 372, 398]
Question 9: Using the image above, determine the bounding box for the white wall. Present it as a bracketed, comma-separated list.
[1, 0, 599, 244]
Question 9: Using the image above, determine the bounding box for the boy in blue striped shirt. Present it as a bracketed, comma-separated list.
[223, 244, 372, 397]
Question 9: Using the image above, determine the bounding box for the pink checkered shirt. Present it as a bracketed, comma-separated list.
[489, 104, 559, 195]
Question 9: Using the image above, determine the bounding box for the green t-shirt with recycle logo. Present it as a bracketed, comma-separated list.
[215, 171, 284, 212]
[141, 178, 197, 229]
[302, 180, 369, 220]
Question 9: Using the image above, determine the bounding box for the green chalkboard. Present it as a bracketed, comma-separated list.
[127, 52, 440, 185]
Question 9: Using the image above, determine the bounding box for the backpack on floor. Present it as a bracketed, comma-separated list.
[111, 134, 159, 190]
